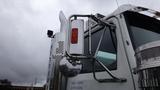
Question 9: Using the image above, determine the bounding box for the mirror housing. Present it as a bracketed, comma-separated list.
[69, 19, 84, 55]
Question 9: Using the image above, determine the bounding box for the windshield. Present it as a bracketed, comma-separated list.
[124, 11, 160, 50]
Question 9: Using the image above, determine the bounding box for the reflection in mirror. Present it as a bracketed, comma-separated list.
[95, 51, 116, 65]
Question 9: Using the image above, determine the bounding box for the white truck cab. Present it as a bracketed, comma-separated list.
[46, 5, 160, 90]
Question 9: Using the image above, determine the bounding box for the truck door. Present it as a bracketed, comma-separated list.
[66, 16, 135, 90]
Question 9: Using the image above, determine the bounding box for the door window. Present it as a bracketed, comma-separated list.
[80, 27, 117, 73]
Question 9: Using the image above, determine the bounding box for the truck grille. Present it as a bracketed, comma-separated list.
[135, 42, 160, 90]
[139, 67, 160, 90]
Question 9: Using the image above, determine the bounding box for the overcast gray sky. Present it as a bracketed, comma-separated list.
[0, 0, 160, 86]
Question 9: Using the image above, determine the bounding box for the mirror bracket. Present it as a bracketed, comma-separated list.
[93, 58, 127, 83]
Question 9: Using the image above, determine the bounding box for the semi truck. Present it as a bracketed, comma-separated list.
[46, 4, 160, 90]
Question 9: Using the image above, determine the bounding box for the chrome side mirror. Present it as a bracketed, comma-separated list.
[59, 58, 82, 77]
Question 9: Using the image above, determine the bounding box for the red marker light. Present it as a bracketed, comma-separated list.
[71, 28, 78, 44]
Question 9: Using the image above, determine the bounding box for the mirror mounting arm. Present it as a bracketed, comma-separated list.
[93, 58, 127, 83]
[65, 51, 93, 60]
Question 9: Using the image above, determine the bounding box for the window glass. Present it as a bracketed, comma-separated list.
[130, 26, 160, 48]
[80, 27, 117, 73]
[124, 11, 160, 49]
[84, 29, 103, 55]
[81, 30, 103, 73]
